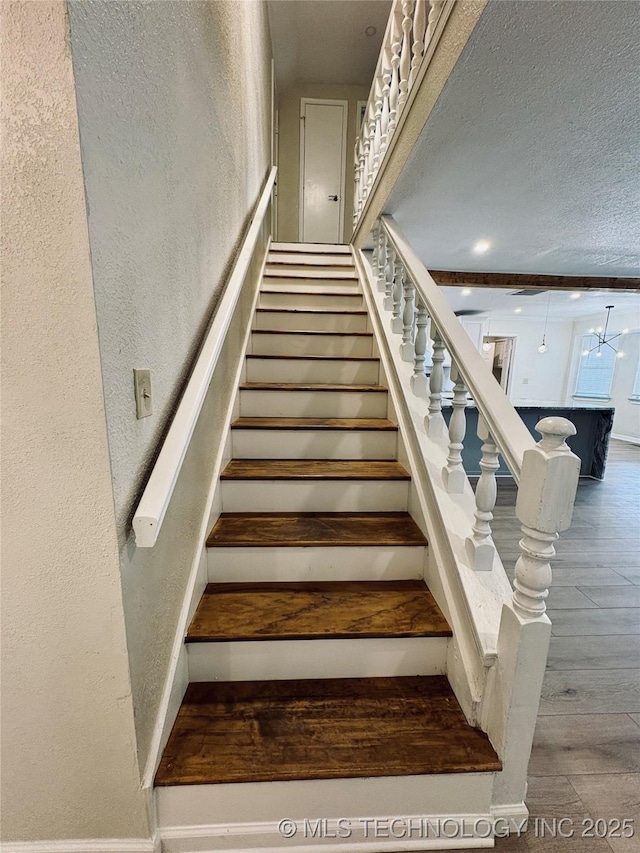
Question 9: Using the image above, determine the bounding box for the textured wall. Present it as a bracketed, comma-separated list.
[277, 83, 370, 244]
[1, 1, 149, 842]
[67, 0, 272, 773]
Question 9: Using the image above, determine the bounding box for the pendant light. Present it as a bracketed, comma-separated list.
[538, 292, 551, 354]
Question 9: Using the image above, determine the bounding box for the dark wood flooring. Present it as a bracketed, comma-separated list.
[186, 580, 451, 642]
[155, 675, 501, 786]
[493, 440, 640, 852]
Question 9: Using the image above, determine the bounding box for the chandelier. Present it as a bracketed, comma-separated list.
[582, 305, 627, 358]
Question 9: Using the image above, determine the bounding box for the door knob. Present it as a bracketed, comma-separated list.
[328, 194, 339, 201]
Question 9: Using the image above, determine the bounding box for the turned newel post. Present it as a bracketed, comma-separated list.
[411, 300, 429, 396]
[400, 274, 416, 360]
[512, 417, 580, 619]
[466, 414, 500, 571]
[425, 328, 445, 438]
[442, 363, 468, 493]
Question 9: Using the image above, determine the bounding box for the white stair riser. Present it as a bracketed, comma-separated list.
[239, 389, 389, 418]
[262, 279, 359, 293]
[220, 480, 409, 512]
[271, 241, 351, 253]
[264, 267, 357, 280]
[267, 252, 354, 266]
[187, 637, 448, 682]
[251, 332, 373, 358]
[254, 311, 369, 332]
[156, 773, 495, 837]
[231, 429, 397, 460]
[207, 545, 427, 582]
[246, 357, 380, 384]
[259, 291, 363, 309]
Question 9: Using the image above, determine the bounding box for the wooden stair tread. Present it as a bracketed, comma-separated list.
[220, 460, 410, 481]
[271, 242, 351, 254]
[260, 288, 361, 298]
[154, 675, 501, 785]
[186, 581, 451, 642]
[231, 417, 397, 430]
[207, 511, 427, 548]
[239, 382, 387, 392]
[252, 329, 372, 337]
[256, 308, 367, 315]
[264, 268, 358, 279]
[245, 354, 379, 362]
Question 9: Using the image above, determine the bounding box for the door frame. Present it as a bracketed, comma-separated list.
[299, 97, 348, 243]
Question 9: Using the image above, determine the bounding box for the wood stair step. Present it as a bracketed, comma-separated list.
[220, 460, 410, 481]
[271, 241, 351, 254]
[267, 253, 354, 266]
[252, 329, 372, 337]
[238, 382, 387, 392]
[186, 580, 451, 642]
[259, 288, 361, 297]
[256, 307, 367, 315]
[154, 675, 501, 786]
[206, 511, 427, 548]
[245, 354, 378, 362]
[264, 268, 358, 279]
[231, 417, 397, 431]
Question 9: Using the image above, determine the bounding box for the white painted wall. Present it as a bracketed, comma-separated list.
[67, 0, 273, 774]
[1, 1, 149, 843]
[477, 315, 575, 405]
[567, 309, 640, 441]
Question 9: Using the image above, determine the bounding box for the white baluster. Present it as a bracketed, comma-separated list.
[425, 0, 443, 44]
[366, 103, 377, 191]
[388, 4, 403, 136]
[377, 228, 388, 293]
[357, 134, 367, 213]
[512, 418, 580, 618]
[361, 118, 372, 198]
[411, 300, 429, 396]
[400, 275, 416, 361]
[353, 139, 362, 226]
[371, 222, 380, 277]
[425, 328, 445, 438]
[391, 262, 404, 334]
[372, 75, 384, 173]
[398, 0, 415, 113]
[442, 364, 468, 493]
[383, 244, 395, 311]
[380, 43, 393, 155]
[466, 414, 499, 570]
[408, 0, 427, 90]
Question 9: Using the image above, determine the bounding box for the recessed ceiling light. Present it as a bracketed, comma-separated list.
[473, 240, 491, 254]
[461, 288, 472, 296]
[514, 307, 523, 313]
[365, 25, 377, 36]
[570, 292, 581, 299]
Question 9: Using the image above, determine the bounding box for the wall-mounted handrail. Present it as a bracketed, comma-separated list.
[132, 167, 277, 548]
[381, 215, 532, 481]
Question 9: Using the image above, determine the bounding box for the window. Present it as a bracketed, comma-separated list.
[630, 360, 640, 402]
[574, 334, 618, 399]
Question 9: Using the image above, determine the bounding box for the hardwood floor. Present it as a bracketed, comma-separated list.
[493, 439, 640, 852]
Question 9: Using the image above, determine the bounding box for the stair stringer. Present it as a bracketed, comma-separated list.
[352, 247, 513, 729]
[141, 236, 272, 790]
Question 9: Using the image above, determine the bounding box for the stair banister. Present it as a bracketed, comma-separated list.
[132, 167, 277, 548]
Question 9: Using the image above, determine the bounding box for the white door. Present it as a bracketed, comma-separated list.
[299, 99, 348, 244]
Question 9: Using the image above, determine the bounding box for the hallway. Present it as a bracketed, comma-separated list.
[494, 439, 640, 851]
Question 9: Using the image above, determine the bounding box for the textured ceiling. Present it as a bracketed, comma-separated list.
[387, 0, 640, 277]
[268, 0, 392, 92]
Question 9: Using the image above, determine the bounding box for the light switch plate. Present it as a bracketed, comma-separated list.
[133, 369, 152, 419]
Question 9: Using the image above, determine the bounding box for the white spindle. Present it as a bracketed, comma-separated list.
[398, 0, 415, 112]
[372, 75, 384, 172]
[408, 0, 427, 90]
[442, 364, 468, 493]
[512, 418, 580, 618]
[377, 229, 388, 293]
[371, 222, 380, 277]
[425, 0, 443, 44]
[353, 139, 362, 226]
[391, 261, 404, 334]
[466, 414, 499, 571]
[411, 300, 429, 396]
[388, 4, 403, 136]
[400, 274, 416, 361]
[380, 43, 393, 155]
[383, 243, 395, 311]
[425, 328, 445, 438]
[357, 134, 367, 212]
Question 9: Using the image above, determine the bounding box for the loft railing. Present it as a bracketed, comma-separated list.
[357, 214, 581, 813]
[353, 0, 451, 229]
[132, 167, 277, 547]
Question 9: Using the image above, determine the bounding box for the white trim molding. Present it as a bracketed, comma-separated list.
[0, 839, 159, 853]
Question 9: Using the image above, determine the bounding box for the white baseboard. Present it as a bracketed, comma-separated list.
[0, 839, 159, 853]
[160, 815, 496, 852]
[611, 432, 640, 445]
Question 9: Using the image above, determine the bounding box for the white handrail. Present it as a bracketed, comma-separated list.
[133, 167, 277, 547]
[381, 215, 533, 480]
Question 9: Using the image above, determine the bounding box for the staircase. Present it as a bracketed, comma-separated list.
[154, 243, 501, 850]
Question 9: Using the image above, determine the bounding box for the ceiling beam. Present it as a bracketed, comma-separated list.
[430, 271, 640, 292]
